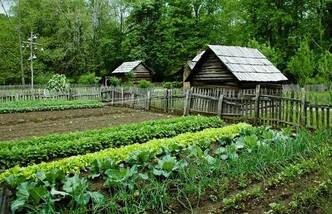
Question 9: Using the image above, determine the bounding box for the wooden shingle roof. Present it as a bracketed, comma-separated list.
[112, 60, 142, 74]
[188, 45, 288, 82]
[188, 51, 205, 70]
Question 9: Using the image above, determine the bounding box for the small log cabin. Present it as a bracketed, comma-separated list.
[112, 61, 153, 82]
[184, 45, 288, 89]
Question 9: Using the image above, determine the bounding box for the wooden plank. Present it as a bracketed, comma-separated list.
[316, 106, 319, 129]
[327, 107, 330, 128]
[217, 95, 224, 117]
[254, 85, 261, 124]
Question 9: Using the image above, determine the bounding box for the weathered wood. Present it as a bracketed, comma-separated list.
[146, 90, 151, 110]
[217, 94, 224, 117]
[300, 88, 307, 127]
[327, 108, 330, 128]
[316, 105, 320, 129]
[254, 85, 261, 124]
[183, 89, 192, 115]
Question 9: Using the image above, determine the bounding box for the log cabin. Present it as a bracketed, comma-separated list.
[184, 45, 288, 89]
[112, 61, 153, 82]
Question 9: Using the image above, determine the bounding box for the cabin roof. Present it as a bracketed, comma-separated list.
[112, 60, 142, 74]
[187, 45, 288, 82]
[188, 51, 205, 70]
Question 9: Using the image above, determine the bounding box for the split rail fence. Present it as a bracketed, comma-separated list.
[101, 86, 331, 130]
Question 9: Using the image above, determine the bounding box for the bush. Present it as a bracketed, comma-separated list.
[162, 81, 182, 89]
[47, 74, 70, 93]
[162, 81, 173, 89]
[78, 73, 101, 84]
[138, 80, 152, 89]
[109, 76, 121, 87]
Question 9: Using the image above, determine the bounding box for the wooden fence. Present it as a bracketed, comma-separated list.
[101, 86, 331, 130]
[0, 87, 102, 102]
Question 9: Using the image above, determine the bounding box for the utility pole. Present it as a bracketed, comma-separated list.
[29, 32, 33, 89]
[23, 32, 42, 89]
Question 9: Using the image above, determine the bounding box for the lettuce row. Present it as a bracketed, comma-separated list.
[0, 123, 251, 183]
[0, 116, 223, 169]
[0, 99, 103, 113]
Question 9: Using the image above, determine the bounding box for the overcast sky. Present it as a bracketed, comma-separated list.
[0, 0, 13, 15]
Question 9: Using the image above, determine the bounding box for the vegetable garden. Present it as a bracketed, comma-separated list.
[0, 114, 331, 213]
[0, 99, 103, 114]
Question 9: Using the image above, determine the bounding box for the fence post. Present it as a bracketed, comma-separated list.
[111, 88, 115, 105]
[300, 88, 307, 127]
[164, 89, 169, 113]
[183, 88, 192, 116]
[121, 87, 124, 106]
[69, 89, 74, 100]
[146, 90, 151, 110]
[254, 85, 261, 124]
[131, 89, 135, 108]
[217, 94, 224, 118]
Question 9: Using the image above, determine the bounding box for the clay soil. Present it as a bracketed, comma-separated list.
[0, 106, 174, 141]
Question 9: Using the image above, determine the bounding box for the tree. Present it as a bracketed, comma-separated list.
[287, 39, 315, 85]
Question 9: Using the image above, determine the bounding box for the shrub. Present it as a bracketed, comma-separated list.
[78, 73, 101, 84]
[162, 81, 173, 89]
[47, 74, 70, 93]
[138, 80, 152, 89]
[109, 76, 121, 87]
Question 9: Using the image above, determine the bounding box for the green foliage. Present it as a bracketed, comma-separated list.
[137, 80, 152, 89]
[0, 99, 102, 114]
[162, 81, 181, 89]
[317, 51, 332, 82]
[0, 116, 223, 169]
[1, 0, 331, 84]
[4, 124, 331, 213]
[78, 73, 101, 85]
[34, 72, 55, 84]
[109, 76, 121, 87]
[287, 39, 315, 85]
[11, 172, 104, 213]
[47, 74, 70, 93]
[0, 123, 247, 184]
[247, 39, 283, 66]
[153, 155, 188, 178]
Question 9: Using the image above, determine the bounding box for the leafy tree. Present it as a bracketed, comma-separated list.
[78, 73, 101, 84]
[0, 0, 331, 85]
[247, 39, 283, 67]
[317, 51, 332, 81]
[287, 39, 315, 85]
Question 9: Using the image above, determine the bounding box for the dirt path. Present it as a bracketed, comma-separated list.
[0, 106, 174, 141]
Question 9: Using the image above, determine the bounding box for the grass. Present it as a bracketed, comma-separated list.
[0, 99, 103, 113]
[306, 91, 332, 105]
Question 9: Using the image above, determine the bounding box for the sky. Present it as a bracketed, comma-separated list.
[0, 0, 13, 15]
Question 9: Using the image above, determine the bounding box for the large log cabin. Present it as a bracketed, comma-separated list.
[184, 45, 288, 89]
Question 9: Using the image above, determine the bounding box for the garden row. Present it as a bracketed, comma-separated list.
[2, 122, 331, 213]
[0, 116, 223, 169]
[0, 99, 103, 113]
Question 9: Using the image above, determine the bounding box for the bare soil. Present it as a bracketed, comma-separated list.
[0, 106, 174, 141]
